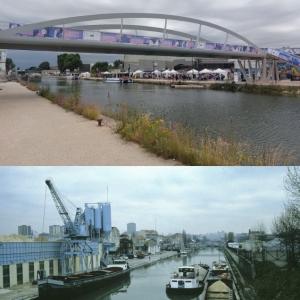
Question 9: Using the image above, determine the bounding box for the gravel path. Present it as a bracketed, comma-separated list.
[0, 82, 178, 166]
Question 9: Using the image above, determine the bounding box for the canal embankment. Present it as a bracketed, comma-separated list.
[0, 81, 177, 165]
[128, 251, 177, 270]
[224, 248, 256, 300]
[85, 76, 300, 96]
[225, 247, 300, 300]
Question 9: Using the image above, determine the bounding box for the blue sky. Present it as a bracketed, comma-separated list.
[0, 167, 287, 235]
[1, 0, 300, 68]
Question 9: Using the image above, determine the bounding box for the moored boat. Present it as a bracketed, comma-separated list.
[206, 261, 233, 300]
[166, 264, 209, 296]
[105, 77, 121, 83]
[38, 259, 130, 299]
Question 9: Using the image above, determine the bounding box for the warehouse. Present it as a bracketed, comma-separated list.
[0, 241, 102, 288]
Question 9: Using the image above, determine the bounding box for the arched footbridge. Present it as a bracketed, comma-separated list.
[0, 13, 299, 77]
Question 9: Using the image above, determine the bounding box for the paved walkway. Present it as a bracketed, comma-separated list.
[0, 82, 177, 165]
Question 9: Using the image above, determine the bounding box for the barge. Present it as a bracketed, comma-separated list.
[166, 264, 209, 296]
[206, 261, 233, 300]
[38, 259, 130, 299]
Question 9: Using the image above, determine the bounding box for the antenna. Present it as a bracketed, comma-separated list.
[106, 185, 108, 203]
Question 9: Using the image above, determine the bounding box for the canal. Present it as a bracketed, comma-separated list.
[77, 248, 224, 300]
[41, 78, 300, 162]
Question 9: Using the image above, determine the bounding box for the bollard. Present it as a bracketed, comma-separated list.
[97, 118, 103, 127]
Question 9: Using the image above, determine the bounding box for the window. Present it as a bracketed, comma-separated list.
[3, 265, 10, 288]
[58, 260, 62, 275]
[29, 262, 34, 281]
[17, 264, 23, 285]
[39, 261, 44, 271]
[49, 260, 54, 276]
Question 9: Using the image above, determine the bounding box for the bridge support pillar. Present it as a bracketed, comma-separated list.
[0, 50, 7, 82]
[261, 58, 267, 82]
[238, 59, 251, 83]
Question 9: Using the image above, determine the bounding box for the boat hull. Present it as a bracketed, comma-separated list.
[38, 269, 130, 299]
[166, 284, 205, 296]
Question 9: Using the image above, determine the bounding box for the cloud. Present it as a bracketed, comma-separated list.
[0, 167, 287, 235]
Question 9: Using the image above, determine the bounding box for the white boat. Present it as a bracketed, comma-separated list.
[106, 259, 130, 271]
[166, 264, 209, 296]
[105, 77, 121, 83]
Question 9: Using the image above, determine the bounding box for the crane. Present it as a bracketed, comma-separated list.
[45, 179, 77, 237]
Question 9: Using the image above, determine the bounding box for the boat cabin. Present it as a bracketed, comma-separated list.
[178, 267, 196, 278]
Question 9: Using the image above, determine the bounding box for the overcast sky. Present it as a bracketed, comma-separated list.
[1, 0, 299, 68]
[0, 167, 288, 235]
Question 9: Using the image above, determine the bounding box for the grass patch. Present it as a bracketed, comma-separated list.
[210, 82, 300, 97]
[39, 87, 100, 120]
[253, 262, 300, 300]
[114, 109, 291, 166]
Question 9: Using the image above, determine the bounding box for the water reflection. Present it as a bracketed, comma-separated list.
[80, 276, 131, 300]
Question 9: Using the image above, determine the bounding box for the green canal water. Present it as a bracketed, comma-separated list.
[40, 78, 300, 162]
[77, 248, 224, 300]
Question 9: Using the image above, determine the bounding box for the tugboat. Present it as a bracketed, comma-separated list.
[166, 264, 209, 296]
[38, 259, 130, 299]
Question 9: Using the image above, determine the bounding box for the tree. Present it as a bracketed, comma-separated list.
[113, 59, 123, 69]
[57, 53, 82, 73]
[285, 167, 300, 209]
[91, 62, 109, 74]
[274, 203, 299, 266]
[39, 61, 50, 70]
[6, 58, 15, 72]
[273, 167, 300, 266]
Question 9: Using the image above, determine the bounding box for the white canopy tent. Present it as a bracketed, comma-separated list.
[103, 71, 111, 75]
[152, 69, 162, 76]
[170, 69, 179, 75]
[212, 68, 228, 79]
[133, 69, 144, 78]
[212, 68, 227, 74]
[162, 69, 171, 77]
[187, 69, 199, 75]
[199, 68, 212, 74]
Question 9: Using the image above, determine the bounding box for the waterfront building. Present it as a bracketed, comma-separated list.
[127, 223, 136, 236]
[0, 241, 103, 288]
[124, 54, 232, 72]
[17, 225, 32, 237]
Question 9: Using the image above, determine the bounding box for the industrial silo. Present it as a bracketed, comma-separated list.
[102, 203, 112, 233]
[84, 205, 95, 227]
[94, 204, 102, 230]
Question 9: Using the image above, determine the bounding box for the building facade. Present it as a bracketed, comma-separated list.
[18, 225, 32, 237]
[127, 223, 136, 236]
[0, 241, 103, 288]
[49, 225, 64, 240]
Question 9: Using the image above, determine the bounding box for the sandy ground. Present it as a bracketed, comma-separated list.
[0, 82, 178, 165]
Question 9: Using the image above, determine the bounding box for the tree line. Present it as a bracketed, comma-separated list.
[273, 167, 300, 266]
[4, 54, 123, 74]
